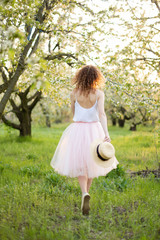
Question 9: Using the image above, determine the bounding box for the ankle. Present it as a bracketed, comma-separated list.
[82, 192, 87, 195]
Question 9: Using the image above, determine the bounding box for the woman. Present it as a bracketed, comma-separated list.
[50, 65, 119, 215]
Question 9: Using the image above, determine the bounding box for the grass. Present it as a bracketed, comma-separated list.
[0, 123, 160, 240]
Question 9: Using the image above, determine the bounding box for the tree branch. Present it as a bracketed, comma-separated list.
[138, 108, 149, 122]
[149, 26, 160, 33]
[133, 16, 159, 20]
[123, 57, 160, 62]
[27, 90, 41, 102]
[44, 52, 83, 66]
[0, 67, 12, 93]
[0, 1, 50, 118]
[28, 91, 42, 111]
[152, 0, 160, 12]
[69, 1, 94, 15]
[36, 0, 47, 23]
[126, 0, 159, 20]
[24, 85, 32, 97]
[9, 98, 21, 114]
[0, 82, 9, 94]
[0, 67, 8, 83]
[145, 47, 160, 57]
[52, 42, 60, 51]
[27, 33, 41, 58]
[44, 52, 78, 61]
[43, 29, 85, 37]
[105, 77, 157, 108]
[0, 29, 39, 118]
[9, 98, 22, 120]
[2, 114, 20, 130]
[47, 0, 58, 10]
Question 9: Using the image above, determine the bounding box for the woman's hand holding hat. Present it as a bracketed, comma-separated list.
[104, 136, 111, 142]
[90, 139, 116, 168]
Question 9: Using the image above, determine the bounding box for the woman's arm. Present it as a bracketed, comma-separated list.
[70, 90, 75, 116]
[97, 90, 111, 142]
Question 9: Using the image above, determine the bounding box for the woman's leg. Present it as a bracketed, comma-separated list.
[78, 176, 93, 193]
[87, 178, 93, 193]
[78, 176, 88, 194]
[78, 176, 92, 215]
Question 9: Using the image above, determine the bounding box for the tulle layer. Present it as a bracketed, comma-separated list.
[50, 122, 119, 178]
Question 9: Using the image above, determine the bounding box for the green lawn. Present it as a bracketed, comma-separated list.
[0, 123, 160, 240]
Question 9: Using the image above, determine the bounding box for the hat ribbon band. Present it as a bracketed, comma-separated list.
[96, 144, 109, 161]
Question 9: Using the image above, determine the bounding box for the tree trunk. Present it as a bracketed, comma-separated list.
[40, 102, 51, 128]
[130, 124, 137, 131]
[19, 110, 32, 136]
[2, 88, 42, 137]
[118, 118, 125, 127]
[18, 89, 41, 136]
[111, 118, 117, 126]
[46, 115, 51, 128]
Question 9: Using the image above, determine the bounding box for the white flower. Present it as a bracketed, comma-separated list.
[36, 81, 41, 89]
[1, 40, 12, 50]
[6, 26, 17, 36]
[26, 56, 40, 64]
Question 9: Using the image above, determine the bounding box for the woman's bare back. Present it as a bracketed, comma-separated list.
[72, 89, 99, 109]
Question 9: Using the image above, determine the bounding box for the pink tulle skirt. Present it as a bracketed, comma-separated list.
[50, 122, 119, 178]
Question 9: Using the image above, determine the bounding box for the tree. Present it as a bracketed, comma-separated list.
[0, 0, 107, 135]
[101, 0, 160, 128]
[40, 101, 51, 128]
[2, 86, 42, 136]
[1, 0, 159, 136]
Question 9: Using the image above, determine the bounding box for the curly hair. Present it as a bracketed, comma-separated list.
[72, 65, 105, 95]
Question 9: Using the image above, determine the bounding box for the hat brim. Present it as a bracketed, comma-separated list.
[90, 139, 116, 168]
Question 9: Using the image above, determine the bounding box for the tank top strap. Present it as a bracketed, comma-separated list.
[95, 91, 98, 102]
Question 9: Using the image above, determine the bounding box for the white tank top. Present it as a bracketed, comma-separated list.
[73, 99, 100, 122]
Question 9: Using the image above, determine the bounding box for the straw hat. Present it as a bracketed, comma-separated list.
[90, 139, 116, 168]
